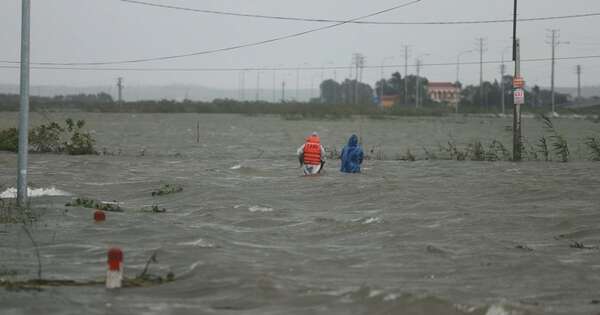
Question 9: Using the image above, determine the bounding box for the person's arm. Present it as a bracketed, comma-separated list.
[297, 144, 305, 166]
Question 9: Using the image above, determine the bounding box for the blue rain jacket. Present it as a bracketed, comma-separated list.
[340, 135, 364, 173]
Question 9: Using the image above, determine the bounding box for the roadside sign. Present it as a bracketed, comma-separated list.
[513, 76, 525, 88]
[514, 88, 525, 105]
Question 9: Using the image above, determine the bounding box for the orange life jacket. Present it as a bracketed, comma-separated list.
[303, 135, 322, 165]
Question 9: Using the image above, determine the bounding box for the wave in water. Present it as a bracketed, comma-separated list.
[0, 186, 71, 199]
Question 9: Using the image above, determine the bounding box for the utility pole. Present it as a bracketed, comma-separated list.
[415, 59, 421, 108]
[402, 45, 410, 105]
[546, 29, 569, 114]
[281, 81, 286, 102]
[255, 71, 260, 102]
[117, 77, 124, 105]
[272, 70, 276, 103]
[476, 37, 488, 108]
[500, 63, 506, 115]
[241, 71, 246, 101]
[352, 53, 365, 105]
[17, 0, 31, 207]
[512, 0, 522, 162]
[576, 64, 582, 102]
[296, 67, 300, 101]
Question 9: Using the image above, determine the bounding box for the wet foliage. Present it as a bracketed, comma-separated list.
[151, 184, 183, 196]
[0, 119, 96, 155]
[584, 137, 600, 161]
[65, 198, 123, 212]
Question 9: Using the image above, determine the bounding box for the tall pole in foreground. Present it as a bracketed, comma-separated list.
[513, 40, 522, 161]
[512, 0, 522, 161]
[403, 45, 410, 105]
[17, 0, 31, 207]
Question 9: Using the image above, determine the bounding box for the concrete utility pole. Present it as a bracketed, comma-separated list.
[17, 0, 31, 207]
[513, 39, 522, 161]
[117, 77, 124, 105]
[512, 0, 522, 162]
[500, 63, 506, 114]
[476, 37, 488, 108]
[576, 65, 582, 102]
[241, 71, 246, 101]
[402, 45, 410, 104]
[352, 53, 365, 104]
[415, 59, 421, 108]
[272, 70, 276, 103]
[547, 29, 569, 114]
[255, 71, 260, 102]
[281, 81, 286, 102]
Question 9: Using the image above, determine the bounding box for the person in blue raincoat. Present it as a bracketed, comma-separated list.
[340, 134, 364, 173]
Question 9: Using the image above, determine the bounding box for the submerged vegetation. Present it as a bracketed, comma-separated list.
[0, 118, 96, 155]
[65, 198, 123, 212]
[151, 183, 184, 196]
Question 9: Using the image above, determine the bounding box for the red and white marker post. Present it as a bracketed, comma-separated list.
[106, 247, 123, 289]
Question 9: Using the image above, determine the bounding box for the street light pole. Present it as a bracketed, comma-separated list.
[17, 0, 31, 207]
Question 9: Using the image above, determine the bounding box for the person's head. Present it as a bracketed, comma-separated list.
[348, 134, 358, 146]
[306, 131, 320, 144]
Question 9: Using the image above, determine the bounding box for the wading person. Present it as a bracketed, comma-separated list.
[297, 132, 326, 176]
[340, 134, 363, 173]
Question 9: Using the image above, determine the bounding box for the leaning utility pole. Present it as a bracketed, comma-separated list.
[17, 0, 31, 207]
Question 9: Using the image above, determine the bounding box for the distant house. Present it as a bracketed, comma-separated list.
[427, 82, 460, 108]
[380, 95, 401, 109]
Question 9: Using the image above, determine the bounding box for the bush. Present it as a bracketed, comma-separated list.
[0, 128, 18, 152]
[0, 119, 96, 155]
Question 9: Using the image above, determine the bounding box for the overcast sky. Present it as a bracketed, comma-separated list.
[1, 0, 599, 92]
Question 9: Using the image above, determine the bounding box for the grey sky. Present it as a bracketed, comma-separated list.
[1, 0, 599, 92]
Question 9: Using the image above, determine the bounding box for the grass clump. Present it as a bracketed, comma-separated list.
[539, 115, 569, 162]
[65, 197, 123, 212]
[584, 137, 600, 161]
[151, 184, 183, 196]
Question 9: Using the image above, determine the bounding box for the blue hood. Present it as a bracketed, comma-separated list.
[347, 134, 359, 147]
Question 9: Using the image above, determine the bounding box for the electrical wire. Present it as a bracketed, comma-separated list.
[1, 55, 599, 72]
[0, 0, 421, 66]
[121, 0, 600, 25]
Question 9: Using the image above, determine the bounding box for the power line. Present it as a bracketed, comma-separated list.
[0, 0, 421, 66]
[1, 55, 600, 72]
[121, 0, 600, 25]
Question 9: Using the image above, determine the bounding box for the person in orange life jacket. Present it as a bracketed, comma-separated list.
[296, 132, 326, 175]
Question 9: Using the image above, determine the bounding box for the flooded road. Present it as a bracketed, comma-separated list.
[1, 113, 599, 315]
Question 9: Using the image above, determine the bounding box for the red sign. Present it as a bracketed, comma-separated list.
[514, 88, 525, 105]
[513, 76, 525, 88]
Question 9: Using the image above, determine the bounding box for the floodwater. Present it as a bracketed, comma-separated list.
[1, 113, 599, 315]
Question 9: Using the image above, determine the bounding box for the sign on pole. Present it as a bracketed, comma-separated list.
[513, 76, 525, 89]
[514, 88, 525, 105]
